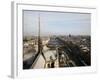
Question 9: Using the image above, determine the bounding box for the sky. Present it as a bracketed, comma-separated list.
[23, 10, 91, 36]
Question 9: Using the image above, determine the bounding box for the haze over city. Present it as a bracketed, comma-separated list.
[23, 10, 91, 36]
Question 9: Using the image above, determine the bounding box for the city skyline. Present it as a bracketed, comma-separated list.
[23, 10, 91, 36]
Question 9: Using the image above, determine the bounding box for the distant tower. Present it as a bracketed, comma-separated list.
[69, 34, 71, 37]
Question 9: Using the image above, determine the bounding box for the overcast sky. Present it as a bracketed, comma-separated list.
[23, 10, 91, 36]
